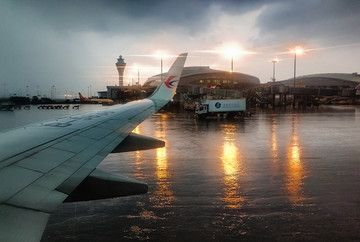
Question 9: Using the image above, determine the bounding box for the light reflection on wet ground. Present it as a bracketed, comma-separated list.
[38, 106, 360, 241]
[285, 115, 306, 204]
[221, 124, 244, 208]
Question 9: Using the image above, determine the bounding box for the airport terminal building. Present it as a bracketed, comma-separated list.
[277, 72, 360, 96]
[280, 73, 360, 89]
[255, 72, 360, 106]
[104, 55, 360, 106]
[143, 66, 260, 89]
[105, 66, 259, 102]
[143, 66, 260, 99]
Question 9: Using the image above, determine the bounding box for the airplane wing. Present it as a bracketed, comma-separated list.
[0, 53, 187, 242]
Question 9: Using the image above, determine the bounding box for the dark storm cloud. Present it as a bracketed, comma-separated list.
[4, 0, 275, 35]
[1, 0, 359, 95]
[4, 0, 357, 50]
[6, 0, 161, 34]
[254, 0, 360, 47]
[4, 0, 210, 34]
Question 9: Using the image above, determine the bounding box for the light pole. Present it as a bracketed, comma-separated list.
[293, 52, 297, 89]
[220, 46, 250, 73]
[138, 66, 140, 85]
[155, 51, 166, 82]
[160, 57, 163, 82]
[51, 85, 55, 99]
[223, 48, 238, 73]
[3, 83, 6, 98]
[292, 47, 303, 89]
[36, 85, 40, 97]
[134, 64, 140, 85]
[272, 59, 278, 82]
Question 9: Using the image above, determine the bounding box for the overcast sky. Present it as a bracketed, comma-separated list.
[1, 0, 360, 98]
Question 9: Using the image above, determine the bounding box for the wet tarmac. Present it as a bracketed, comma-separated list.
[1, 105, 360, 241]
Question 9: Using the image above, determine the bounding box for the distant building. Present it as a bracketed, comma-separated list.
[115, 55, 126, 86]
[105, 66, 260, 100]
[97, 91, 108, 99]
[143, 66, 260, 89]
[280, 73, 360, 89]
[106, 85, 147, 101]
[143, 66, 260, 99]
[277, 73, 360, 97]
[256, 72, 360, 107]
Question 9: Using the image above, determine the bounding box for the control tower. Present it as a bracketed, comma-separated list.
[115, 55, 126, 86]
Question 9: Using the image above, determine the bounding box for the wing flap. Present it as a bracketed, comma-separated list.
[64, 169, 148, 202]
[111, 133, 165, 153]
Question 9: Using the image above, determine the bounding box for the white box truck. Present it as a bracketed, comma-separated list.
[195, 99, 246, 118]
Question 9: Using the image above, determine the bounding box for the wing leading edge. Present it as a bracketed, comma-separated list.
[0, 53, 187, 242]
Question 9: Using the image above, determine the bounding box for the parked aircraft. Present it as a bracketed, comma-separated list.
[78, 92, 114, 104]
[0, 53, 187, 242]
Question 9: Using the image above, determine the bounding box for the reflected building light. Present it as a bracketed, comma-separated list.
[133, 125, 141, 134]
[151, 115, 174, 207]
[133, 125, 144, 179]
[270, 120, 281, 175]
[221, 124, 244, 208]
[223, 142, 238, 174]
[271, 122, 278, 158]
[135, 151, 142, 167]
[156, 148, 168, 179]
[285, 116, 305, 204]
[134, 149, 144, 180]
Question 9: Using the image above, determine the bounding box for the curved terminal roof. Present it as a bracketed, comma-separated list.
[143, 66, 260, 88]
[280, 73, 360, 88]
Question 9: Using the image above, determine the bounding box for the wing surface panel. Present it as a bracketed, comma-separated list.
[0, 204, 50, 242]
[4, 100, 155, 212]
[16, 147, 75, 173]
[0, 127, 79, 169]
[0, 166, 43, 203]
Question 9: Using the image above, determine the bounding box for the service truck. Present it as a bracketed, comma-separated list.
[195, 99, 246, 118]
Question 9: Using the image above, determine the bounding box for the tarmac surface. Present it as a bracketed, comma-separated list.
[42, 105, 360, 241]
[1, 104, 359, 241]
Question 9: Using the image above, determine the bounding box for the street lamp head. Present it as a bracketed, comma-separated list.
[221, 46, 255, 58]
[153, 50, 177, 59]
[292, 46, 304, 55]
[272, 58, 279, 63]
[154, 50, 166, 58]
[223, 47, 242, 57]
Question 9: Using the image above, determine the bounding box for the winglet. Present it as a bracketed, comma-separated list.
[149, 53, 187, 109]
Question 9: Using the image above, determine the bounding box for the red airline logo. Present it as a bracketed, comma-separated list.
[164, 76, 177, 88]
